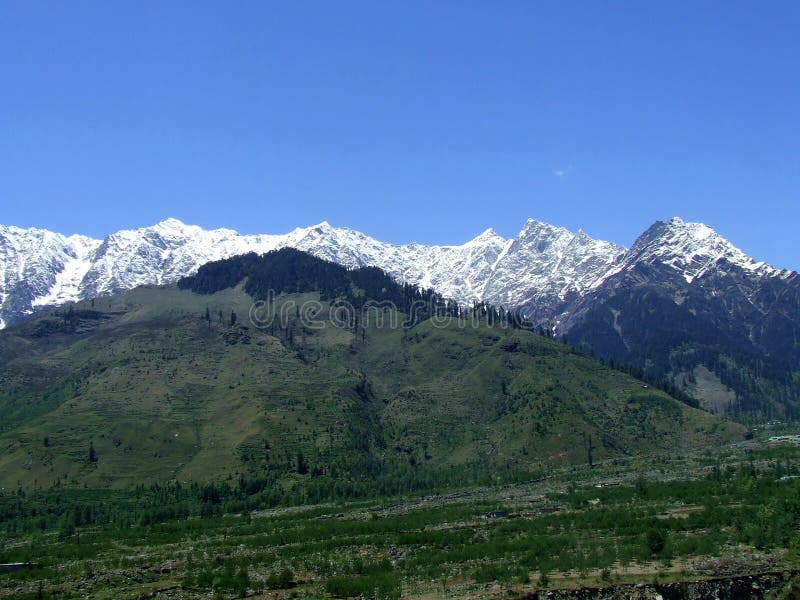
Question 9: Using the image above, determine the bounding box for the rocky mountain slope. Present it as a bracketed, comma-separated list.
[560, 218, 800, 419]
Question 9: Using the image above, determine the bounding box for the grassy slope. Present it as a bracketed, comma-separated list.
[0, 284, 744, 490]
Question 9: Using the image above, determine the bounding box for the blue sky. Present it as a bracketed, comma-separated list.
[1, 2, 798, 270]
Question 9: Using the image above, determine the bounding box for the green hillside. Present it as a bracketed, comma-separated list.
[0, 251, 745, 493]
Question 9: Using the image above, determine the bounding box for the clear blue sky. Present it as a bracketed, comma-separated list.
[1, 2, 798, 270]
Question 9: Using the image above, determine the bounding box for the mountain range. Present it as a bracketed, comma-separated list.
[4, 216, 792, 327]
[2, 216, 799, 419]
[0, 217, 621, 329]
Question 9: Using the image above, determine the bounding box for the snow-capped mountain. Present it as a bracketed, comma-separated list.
[479, 219, 625, 321]
[0, 216, 795, 336]
[0, 225, 99, 329]
[604, 217, 788, 285]
[0, 217, 621, 328]
[557, 217, 800, 417]
[558, 217, 797, 340]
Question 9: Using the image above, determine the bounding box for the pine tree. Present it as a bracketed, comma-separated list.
[296, 451, 308, 475]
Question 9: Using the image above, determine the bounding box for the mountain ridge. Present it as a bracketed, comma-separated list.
[0, 217, 612, 328]
[5, 215, 791, 331]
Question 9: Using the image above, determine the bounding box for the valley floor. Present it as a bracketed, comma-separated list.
[2, 425, 800, 599]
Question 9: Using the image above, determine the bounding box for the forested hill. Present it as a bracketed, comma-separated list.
[0, 246, 746, 491]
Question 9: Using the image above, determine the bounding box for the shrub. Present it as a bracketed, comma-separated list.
[645, 527, 667, 556]
[265, 567, 294, 590]
[324, 572, 401, 599]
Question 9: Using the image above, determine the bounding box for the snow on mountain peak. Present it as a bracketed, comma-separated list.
[519, 218, 570, 238]
[0, 225, 102, 313]
[154, 217, 190, 229]
[463, 228, 507, 248]
[0, 216, 790, 330]
[625, 217, 778, 283]
[479, 221, 625, 316]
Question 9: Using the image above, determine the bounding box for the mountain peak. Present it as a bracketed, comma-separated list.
[463, 228, 506, 247]
[517, 218, 572, 242]
[289, 221, 334, 237]
[628, 217, 777, 283]
[522, 217, 562, 230]
[664, 216, 717, 241]
[156, 217, 188, 228]
[148, 217, 206, 237]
